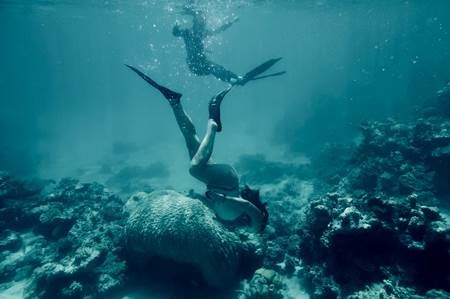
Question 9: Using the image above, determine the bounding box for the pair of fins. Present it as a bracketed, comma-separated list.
[125, 57, 285, 99]
[126, 58, 284, 132]
[237, 57, 286, 85]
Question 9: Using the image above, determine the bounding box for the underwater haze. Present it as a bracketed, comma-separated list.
[1, 0, 450, 299]
[2, 0, 449, 185]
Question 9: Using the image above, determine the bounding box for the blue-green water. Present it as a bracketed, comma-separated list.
[1, 1, 450, 298]
[2, 1, 449, 184]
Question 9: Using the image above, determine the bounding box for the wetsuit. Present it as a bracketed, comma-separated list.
[173, 8, 240, 83]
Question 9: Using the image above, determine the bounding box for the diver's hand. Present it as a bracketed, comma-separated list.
[205, 190, 225, 202]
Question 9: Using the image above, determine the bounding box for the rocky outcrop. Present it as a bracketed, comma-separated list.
[295, 116, 450, 298]
[349, 117, 450, 197]
[125, 190, 262, 288]
[0, 175, 127, 299]
[238, 91, 450, 299]
[239, 268, 285, 299]
[1, 86, 449, 298]
[298, 192, 449, 297]
[0, 173, 265, 297]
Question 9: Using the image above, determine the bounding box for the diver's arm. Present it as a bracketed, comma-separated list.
[186, 8, 207, 35]
[207, 17, 239, 36]
[180, 5, 197, 17]
[225, 195, 263, 233]
[172, 24, 188, 37]
[177, 5, 207, 36]
[207, 191, 263, 232]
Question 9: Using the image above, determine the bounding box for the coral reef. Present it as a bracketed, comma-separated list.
[0, 176, 126, 299]
[238, 268, 285, 299]
[349, 117, 450, 198]
[125, 190, 262, 288]
[295, 115, 450, 298]
[1, 88, 449, 298]
[0, 175, 263, 298]
[234, 91, 450, 299]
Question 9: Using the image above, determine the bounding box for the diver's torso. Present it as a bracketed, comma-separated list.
[183, 31, 211, 75]
[205, 163, 240, 195]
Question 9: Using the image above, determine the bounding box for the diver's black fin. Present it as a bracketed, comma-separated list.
[125, 64, 182, 103]
[208, 86, 233, 132]
[250, 71, 286, 81]
[240, 57, 283, 85]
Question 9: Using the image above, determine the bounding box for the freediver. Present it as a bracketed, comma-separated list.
[172, 6, 286, 85]
[126, 64, 269, 232]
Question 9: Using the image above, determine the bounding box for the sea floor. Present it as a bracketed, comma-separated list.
[1, 93, 449, 299]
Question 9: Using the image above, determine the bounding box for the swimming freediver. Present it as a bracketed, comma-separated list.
[172, 5, 286, 85]
[126, 64, 269, 232]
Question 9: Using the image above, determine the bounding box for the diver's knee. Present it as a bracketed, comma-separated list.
[189, 162, 201, 177]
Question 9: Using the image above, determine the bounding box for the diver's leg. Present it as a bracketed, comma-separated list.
[190, 119, 217, 167]
[189, 86, 233, 171]
[125, 65, 182, 105]
[207, 62, 241, 84]
[125, 64, 200, 159]
[171, 103, 201, 160]
[208, 85, 233, 132]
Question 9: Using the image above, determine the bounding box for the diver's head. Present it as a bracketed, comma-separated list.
[240, 185, 268, 232]
[172, 24, 182, 37]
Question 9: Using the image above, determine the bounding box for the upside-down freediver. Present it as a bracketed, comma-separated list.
[126, 64, 269, 232]
[172, 6, 286, 85]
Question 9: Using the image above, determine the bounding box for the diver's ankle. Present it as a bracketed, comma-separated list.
[230, 76, 244, 86]
[208, 119, 218, 129]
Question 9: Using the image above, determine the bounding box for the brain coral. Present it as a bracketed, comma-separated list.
[125, 190, 258, 288]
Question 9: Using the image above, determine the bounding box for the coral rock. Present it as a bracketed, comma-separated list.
[125, 190, 260, 288]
